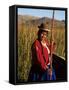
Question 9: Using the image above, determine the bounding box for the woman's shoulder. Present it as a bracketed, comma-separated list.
[34, 39, 40, 46]
[31, 40, 40, 55]
[31, 39, 41, 50]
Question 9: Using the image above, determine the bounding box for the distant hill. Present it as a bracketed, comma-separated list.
[18, 15, 39, 23]
[18, 15, 65, 30]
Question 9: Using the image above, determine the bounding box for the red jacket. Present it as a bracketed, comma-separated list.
[31, 39, 50, 71]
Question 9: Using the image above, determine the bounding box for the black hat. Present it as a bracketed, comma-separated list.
[38, 23, 50, 32]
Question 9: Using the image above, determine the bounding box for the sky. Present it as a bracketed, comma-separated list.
[18, 8, 65, 20]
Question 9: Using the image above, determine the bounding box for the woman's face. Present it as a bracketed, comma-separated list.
[40, 31, 47, 41]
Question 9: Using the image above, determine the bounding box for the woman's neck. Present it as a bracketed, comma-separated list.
[41, 39, 46, 43]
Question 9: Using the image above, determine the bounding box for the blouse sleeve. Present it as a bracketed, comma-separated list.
[34, 41, 46, 70]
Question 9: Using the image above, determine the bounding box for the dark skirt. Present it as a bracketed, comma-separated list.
[28, 65, 56, 81]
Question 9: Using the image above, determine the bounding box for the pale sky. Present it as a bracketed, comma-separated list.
[18, 8, 65, 20]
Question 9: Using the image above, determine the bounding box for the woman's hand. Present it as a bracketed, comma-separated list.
[50, 40, 56, 53]
[47, 68, 52, 76]
[46, 65, 49, 69]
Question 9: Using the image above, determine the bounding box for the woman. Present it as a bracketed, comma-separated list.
[28, 23, 56, 81]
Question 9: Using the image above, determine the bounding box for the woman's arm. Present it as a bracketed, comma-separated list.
[34, 40, 48, 70]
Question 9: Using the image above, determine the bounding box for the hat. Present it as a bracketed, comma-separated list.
[38, 23, 50, 32]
